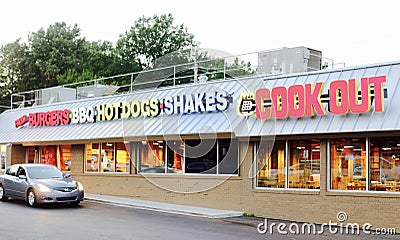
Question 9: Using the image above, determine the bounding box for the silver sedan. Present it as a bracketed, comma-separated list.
[0, 164, 84, 207]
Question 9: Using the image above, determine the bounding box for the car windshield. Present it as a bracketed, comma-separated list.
[26, 166, 65, 179]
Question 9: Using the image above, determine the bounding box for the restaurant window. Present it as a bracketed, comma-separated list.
[59, 145, 71, 171]
[138, 141, 166, 173]
[39, 145, 71, 171]
[256, 141, 286, 188]
[289, 140, 320, 189]
[138, 139, 238, 175]
[185, 139, 217, 174]
[166, 141, 184, 173]
[85, 142, 130, 173]
[116, 142, 130, 172]
[41, 146, 57, 166]
[369, 137, 400, 192]
[87, 143, 100, 172]
[218, 139, 238, 174]
[27, 147, 36, 163]
[101, 143, 115, 172]
[330, 138, 366, 191]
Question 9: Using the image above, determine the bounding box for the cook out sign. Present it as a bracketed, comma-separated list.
[237, 76, 387, 119]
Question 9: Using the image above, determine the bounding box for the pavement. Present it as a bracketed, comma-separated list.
[84, 193, 244, 219]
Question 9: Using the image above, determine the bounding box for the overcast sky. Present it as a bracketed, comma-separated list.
[1, 0, 399, 68]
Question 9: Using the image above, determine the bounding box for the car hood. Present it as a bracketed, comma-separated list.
[30, 178, 76, 188]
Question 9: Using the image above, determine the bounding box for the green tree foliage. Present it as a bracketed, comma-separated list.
[0, 40, 25, 94]
[116, 13, 197, 69]
[0, 39, 31, 109]
[57, 40, 128, 86]
[28, 22, 87, 88]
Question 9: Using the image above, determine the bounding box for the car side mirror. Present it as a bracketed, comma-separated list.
[64, 173, 71, 178]
[19, 175, 27, 180]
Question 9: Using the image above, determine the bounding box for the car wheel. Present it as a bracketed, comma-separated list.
[27, 189, 37, 207]
[0, 184, 8, 201]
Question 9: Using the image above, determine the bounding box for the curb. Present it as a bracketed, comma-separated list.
[84, 196, 243, 219]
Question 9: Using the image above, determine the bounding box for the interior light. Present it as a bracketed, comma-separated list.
[344, 145, 354, 149]
[382, 147, 392, 151]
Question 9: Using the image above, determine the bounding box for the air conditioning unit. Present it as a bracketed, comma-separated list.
[257, 46, 322, 75]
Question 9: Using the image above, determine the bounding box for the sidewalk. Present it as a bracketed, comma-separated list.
[84, 193, 243, 219]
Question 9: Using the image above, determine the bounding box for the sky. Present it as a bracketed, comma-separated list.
[1, 0, 400, 68]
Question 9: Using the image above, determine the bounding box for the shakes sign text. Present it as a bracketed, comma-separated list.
[15, 91, 231, 128]
[237, 76, 387, 119]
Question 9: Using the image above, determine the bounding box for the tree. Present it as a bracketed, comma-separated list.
[116, 13, 197, 69]
[0, 39, 31, 109]
[57, 40, 126, 86]
[83, 40, 121, 78]
[28, 22, 87, 88]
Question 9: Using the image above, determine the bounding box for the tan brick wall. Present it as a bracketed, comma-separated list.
[71, 145, 84, 174]
[9, 145, 26, 165]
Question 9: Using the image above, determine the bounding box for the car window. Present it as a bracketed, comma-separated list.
[26, 166, 65, 179]
[17, 167, 26, 176]
[5, 165, 18, 176]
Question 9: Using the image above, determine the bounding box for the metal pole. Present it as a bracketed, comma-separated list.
[130, 73, 134, 92]
[224, 60, 226, 81]
[173, 66, 176, 86]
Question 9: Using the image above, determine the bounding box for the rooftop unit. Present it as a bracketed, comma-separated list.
[76, 84, 119, 100]
[37, 86, 76, 105]
[257, 46, 322, 75]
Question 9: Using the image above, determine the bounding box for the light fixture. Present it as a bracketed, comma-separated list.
[382, 147, 392, 151]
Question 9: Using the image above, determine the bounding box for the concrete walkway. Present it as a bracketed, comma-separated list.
[84, 193, 243, 219]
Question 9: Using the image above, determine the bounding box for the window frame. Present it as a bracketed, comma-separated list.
[137, 138, 239, 176]
[254, 139, 321, 191]
[328, 136, 400, 193]
[84, 142, 130, 174]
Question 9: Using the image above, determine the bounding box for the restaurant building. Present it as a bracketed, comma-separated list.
[0, 59, 399, 230]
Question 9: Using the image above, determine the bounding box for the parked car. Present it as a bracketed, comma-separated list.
[0, 164, 84, 207]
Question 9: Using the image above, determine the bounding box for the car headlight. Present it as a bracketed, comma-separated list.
[77, 182, 84, 191]
[37, 184, 51, 192]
